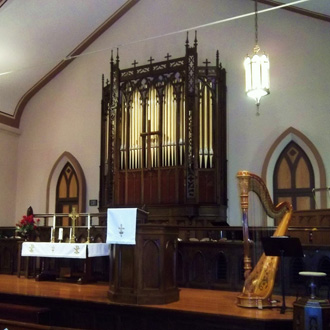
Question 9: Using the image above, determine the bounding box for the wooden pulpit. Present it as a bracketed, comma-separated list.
[108, 223, 179, 305]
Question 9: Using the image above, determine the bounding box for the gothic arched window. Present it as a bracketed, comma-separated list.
[56, 162, 79, 226]
[273, 141, 315, 210]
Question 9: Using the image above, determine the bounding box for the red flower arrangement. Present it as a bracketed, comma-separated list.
[15, 214, 40, 238]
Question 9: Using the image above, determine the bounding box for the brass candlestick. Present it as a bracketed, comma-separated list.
[69, 208, 78, 243]
[51, 228, 55, 243]
[87, 228, 90, 243]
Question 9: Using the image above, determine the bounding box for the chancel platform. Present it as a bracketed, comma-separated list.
[0, 274, 294, 330]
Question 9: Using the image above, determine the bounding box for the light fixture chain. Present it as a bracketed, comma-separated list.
[255, 0, 258, 46]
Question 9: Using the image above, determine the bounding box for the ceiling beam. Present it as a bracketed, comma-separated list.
[0, 0, 140, 128]
[255, 0, 330, 23]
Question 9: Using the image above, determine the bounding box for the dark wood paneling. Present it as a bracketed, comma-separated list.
[109, 225, 179, 305]
[144, 170, 159, 204]
[198, 170, 216, 203]
[0, 238, 21, 274]
[160, 169, 178, 204]
[126, 172, 142, 205]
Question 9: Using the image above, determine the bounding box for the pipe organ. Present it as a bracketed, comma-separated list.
[100, 34, 227, 223]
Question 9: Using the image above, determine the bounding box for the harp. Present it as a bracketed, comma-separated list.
[236, 170, 293, 308]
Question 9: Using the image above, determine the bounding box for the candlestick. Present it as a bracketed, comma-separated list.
[58, 228, 63, 241]
[69, 208, 78, 243]
[87, 215, 91, 243]
[51, 228, 55, 243]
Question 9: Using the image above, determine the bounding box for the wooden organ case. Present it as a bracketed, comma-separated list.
[100, 34, 227, 224]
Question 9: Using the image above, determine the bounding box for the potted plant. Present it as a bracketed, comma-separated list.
[15, 214, 40, 241]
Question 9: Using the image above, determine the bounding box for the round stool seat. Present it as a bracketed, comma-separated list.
[299, 271, 326, 277]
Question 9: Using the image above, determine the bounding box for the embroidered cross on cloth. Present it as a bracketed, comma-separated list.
[106, 208, 137, 245]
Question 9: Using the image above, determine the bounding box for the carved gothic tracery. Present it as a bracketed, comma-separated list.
[100, 34, 227, 223]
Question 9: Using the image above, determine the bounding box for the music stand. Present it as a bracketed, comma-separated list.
[262, 236, 303, 314]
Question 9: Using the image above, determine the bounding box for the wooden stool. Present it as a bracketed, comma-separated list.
[293, 271, 330, 330]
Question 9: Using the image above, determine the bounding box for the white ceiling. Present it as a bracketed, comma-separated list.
[0, 0, 328, 128]
[0, 0, 129, 125]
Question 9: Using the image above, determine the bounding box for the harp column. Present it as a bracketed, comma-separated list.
[237, 171, 253, 278]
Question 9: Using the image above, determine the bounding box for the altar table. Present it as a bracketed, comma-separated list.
[21, 242, 110, 258]
[19, 242, 110, 283]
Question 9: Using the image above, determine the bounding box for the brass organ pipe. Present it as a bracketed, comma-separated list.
[199, 83, 206, 168]
[138, 92, 142, 169]
[165, 85, 169, 167]
[172, 86, 174, 165]
[152, 89, 155, 168]
[120, 102, 127, 169]
[155, 89, 159, 167]
[166, 85, 171, 166]
[133, 91, 138, 169]
[130, 98, 133, 169]
[125, 103, 128, 169]
[130, 96, 133, 169]
[137, 91, 140, 169]
[134, 92, 138, 169]
[162, 86, 167, 166]
[181, 97, 185, 166]
[166, 88, 169, 167]
[199, 87, 203, 168]
[131, 95, 133, 169]
[120, 102, 125, 169]
[169, 86, 173, 165]
[105, 108, 109, 174]
[150, 90, 153, 168]
[209, 87, 213, 168]
[179, 90, 183, 165]
[152, 89, 155, 167]
[132, 92, 135, 169]
[172, 90, 176, 166]
[124, 102, 127, 169]
[150, 88, 157, 168]
[162, 94, 164, 167]
[163, 86, 166, 166]
[151, 90, 153, 168]
[131, 94, 133, 169]
[204, 84, 208, 168]
[147, 90, 150, 168]
[168, 85, 172, 166]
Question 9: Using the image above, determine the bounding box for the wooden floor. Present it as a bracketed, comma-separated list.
[0, 274, 295, 328]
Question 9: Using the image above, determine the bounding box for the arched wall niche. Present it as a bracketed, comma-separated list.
[46, 151, 86, 213]
[262, 127, 327, 210]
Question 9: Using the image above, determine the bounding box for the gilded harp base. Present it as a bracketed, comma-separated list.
[236, 294, 275, 309]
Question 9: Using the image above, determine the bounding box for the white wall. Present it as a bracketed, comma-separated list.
[0, 124, 19, 225]
[10, 0, 330, 225]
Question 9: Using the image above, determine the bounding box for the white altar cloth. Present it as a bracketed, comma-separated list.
[21, 242, 110, 259]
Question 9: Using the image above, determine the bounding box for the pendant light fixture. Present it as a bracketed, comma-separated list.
[244, 0, 270, 115]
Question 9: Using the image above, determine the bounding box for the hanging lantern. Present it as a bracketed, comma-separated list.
[244, 1, 270, 114]
[244, 46, 270, 107]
